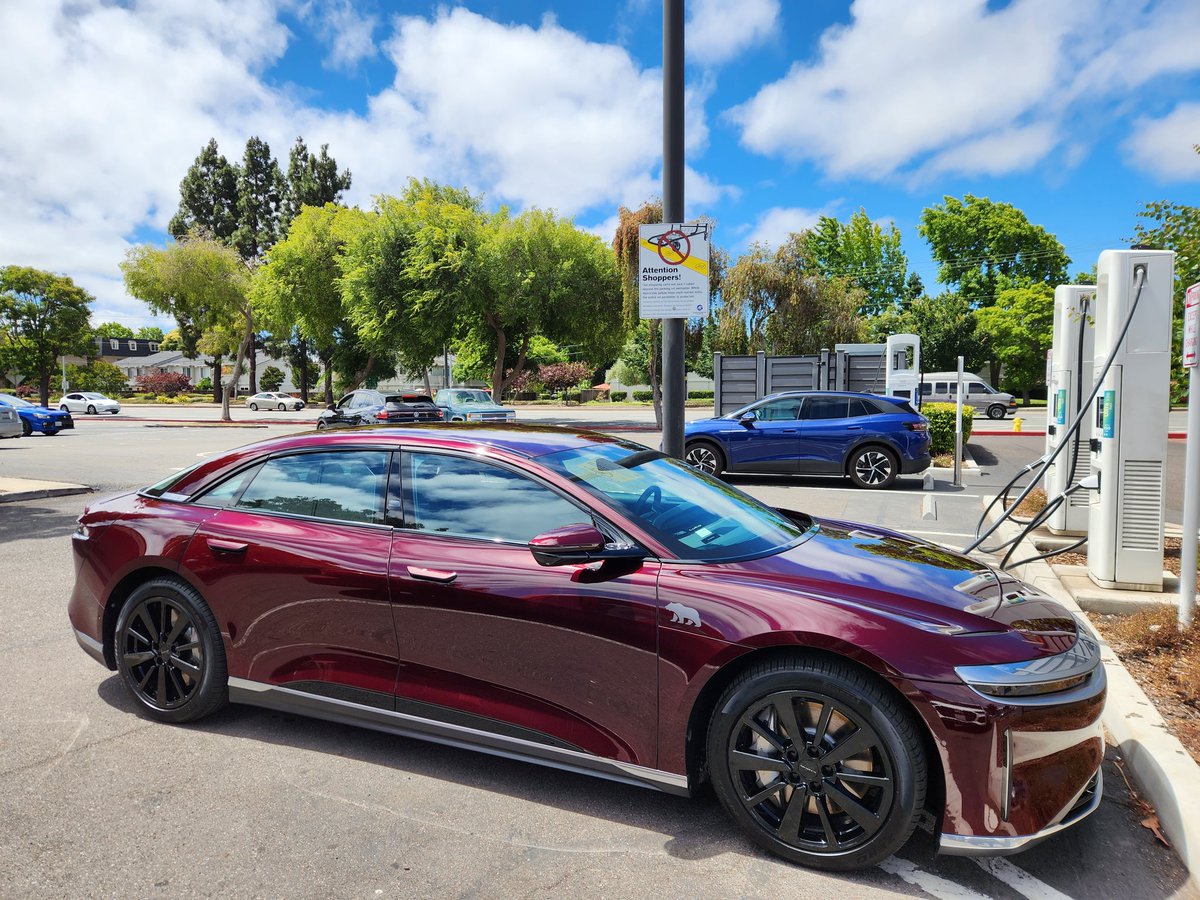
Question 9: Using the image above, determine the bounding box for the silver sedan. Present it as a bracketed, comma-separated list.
[245, 392, 305, 411]
[57, 392, 121, 414]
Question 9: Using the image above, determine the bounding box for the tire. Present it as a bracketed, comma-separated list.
[114, 577, 228, 724]
[59, 405, 69, 412]
[277, 403, 286, 411]
[21, 420, 31, 437]
[316, 419, 327, 430]
[707, 654, 926, 871]
[987, 404, 1006, 420]
[86, 404, 97, 415]
[685, 440, 726, 477]
[250, 403, 258, 411]
[847, 446, 898, 489]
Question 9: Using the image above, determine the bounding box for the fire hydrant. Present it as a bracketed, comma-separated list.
[1012, 415, 1023, 433]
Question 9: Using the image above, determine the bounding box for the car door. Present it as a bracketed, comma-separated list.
[796, 396, 853, 473]
[386, 448, 661, 766]
[724, 396, 803, 472]
[64, 393, 84, 412]
[180, 449, 399, 704]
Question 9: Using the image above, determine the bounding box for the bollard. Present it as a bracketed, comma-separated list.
[1012, 416, 1023, 433]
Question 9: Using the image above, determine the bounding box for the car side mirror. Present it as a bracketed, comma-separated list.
[326, 404, 336, 411]
[529, 524, 644, 568]
[738, 411, 757, 427]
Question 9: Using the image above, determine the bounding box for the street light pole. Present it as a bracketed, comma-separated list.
[661, 0, 685, 458]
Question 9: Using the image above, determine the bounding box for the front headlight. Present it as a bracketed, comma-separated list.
[955, 627, 1101, 700]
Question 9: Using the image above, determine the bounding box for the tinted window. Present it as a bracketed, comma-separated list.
[401, 452, 589, 543]
[848, 398, 879, 418]
[918, 383, 932, 396]
[752, 397, 803, 421]
[801, 397, 849, 420]
[933, 382, 947, 393]
[968, 383, 987, 395]
[235, 452, 388, 524]
[196, 464, 262, 507]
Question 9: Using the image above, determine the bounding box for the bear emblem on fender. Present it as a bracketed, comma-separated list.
[666, 602, 701, 627]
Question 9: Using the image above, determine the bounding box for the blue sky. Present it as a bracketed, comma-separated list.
[2, 0, 1198, 326]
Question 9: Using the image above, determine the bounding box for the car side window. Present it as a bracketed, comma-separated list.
[801, 397, 849, 419]
[399, 451, 590, 544]
[969, 383, 987, 395]
[335, 395, 352, 410]
[934, 382, 946, 393]
[918, 383, 932, 396]
[194, 464, 262, 508]
[848, 398, 877, 418]
[753, 398, 803, 421]
[234, 451, 389, 524]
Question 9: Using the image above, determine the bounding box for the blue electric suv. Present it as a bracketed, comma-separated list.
[683, 391, 930, 488]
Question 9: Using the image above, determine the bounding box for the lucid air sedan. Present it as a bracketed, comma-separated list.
[68, 426, 1104, 871]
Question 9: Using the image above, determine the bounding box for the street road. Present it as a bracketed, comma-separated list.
[0, 420, 1195, 897]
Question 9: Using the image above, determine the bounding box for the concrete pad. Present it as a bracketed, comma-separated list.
[0, 476, 91, 504]
[1055, 567, 1181, 614]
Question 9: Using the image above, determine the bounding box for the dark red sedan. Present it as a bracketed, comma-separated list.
[68, 426, 1104, 871]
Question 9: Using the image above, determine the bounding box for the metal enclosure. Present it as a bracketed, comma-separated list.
[1087, 249, 1174, 591]
[884, 334, 921, 403]
[1044, 286, 1096, 535]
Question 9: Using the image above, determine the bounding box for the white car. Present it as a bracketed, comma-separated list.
[58, 392, 121, 415]
[245, 392, 306, 411]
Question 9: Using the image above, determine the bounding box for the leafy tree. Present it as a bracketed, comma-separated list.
[259, 365, 285, 392]
[121, 237, 252, 420]
[282, 138, 352, 227]
[168, 138, 239, 243]
[135, 326, 164, 342]
[903, 272, 925, 305]
[872, 292, 985, 372]
[159, 329, 183, 351]
[66, 359, 128, 396]
[93, 321, 134, 339]
[452, 333, 565, 387]
[973, 279, 1054, 402]
[612, 200, 664, 424]
[537, 361, 592, 399]
[809, 209, 908, 315]
[0, 266, 94, 405]
[233, 136, 284, 262]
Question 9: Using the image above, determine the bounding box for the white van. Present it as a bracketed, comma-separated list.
[918, 373, 1017, 419]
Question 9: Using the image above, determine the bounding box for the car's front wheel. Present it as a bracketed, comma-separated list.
[114, 577, 228, 724]
[277, 402, 286, 411]
[847, 446, 898, 489]
[685, 441, 725, 477]
[707, 655, 926, 871]
[86, 404, 96, 415]
[21, 420, 31, 437]
[59, 404, 69, 412]
[250, 403, 258, 411]
[987, 404, 1006, 420]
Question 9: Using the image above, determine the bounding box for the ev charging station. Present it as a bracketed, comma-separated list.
[1087, 249, 1174, 591]
[884, 333, 921, 403]
[1044, 286, 1096, 535]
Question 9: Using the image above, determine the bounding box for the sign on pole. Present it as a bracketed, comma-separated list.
[1184, 282, 1200, 368]
[638, 221, 712, 319]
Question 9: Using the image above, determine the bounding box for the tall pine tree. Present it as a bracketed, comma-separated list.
[233, 136, 283, 263]
[168, 138, 239, 243]
[281, 137, 352, 227]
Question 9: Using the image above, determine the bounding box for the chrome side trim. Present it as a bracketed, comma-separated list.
[939, 768, 1103, 856]
[227, 677, 690, 797]
[73, 627, 107, 667]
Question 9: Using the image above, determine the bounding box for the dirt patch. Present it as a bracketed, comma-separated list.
[1003, 486, 1047, 519]
[1093, 605, 1200, 765]
[1056, 538, 1199, 591]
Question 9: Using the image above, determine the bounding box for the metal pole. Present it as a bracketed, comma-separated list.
[661, 0, 685, 458]
[1180, 363, 1200, 628]
[61, 355, 67, 394]
[954, 356, 964, 487]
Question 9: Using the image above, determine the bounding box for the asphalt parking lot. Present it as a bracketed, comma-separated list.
[1, 421, 1195, 898]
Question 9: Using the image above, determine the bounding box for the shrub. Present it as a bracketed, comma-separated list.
[610, 391, 628, 402]
[632, 390, 654, 402]
[688, 390, 714, 400]
[14, 384, 36, 398]
[196, 377, 212, 392]
[259, 365, 285, 392]
[537, 361, 593, 396]
[135, 371, 192, 396]
[923, 402, 974, 455]
[67, 359, 128, 396]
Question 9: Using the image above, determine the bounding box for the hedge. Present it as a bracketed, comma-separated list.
[923, 402, 973, 455]
[632, 390, 654, 402]
[687, 390, 714, 400]
[610, 391, 627, 402]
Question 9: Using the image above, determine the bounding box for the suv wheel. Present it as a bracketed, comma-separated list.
[685, 441, 725, 477]
[847, 446, 898, 489]
[987, 404, 1006, 420]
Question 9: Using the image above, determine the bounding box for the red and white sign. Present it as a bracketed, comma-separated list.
[1185, 282, 1200, 368]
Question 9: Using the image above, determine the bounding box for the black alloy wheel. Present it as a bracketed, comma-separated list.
[848, 446, 897, 489]
[987, 404, 1007, 420]
[86, 404, 97, 414]
[708, 656, 925, 870]
[115, 578, 227, 723]
[685, 442, 725, 477]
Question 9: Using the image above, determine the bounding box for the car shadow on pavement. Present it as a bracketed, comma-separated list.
[0, 503, 82, 542]
[92, 677, 1192, 898]
[723, 473, 928, 493]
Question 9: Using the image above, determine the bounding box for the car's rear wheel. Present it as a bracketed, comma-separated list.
[21, 420, 31, 437]
[250, 403, 258, 411]
[86, 404, 96, 415]
[277, 402, 285, 411]
[114, 578, 227, 724]
[987, 404, 1006, 420]
[707, 655, 926, 871]
[847, 446, 898, 489]
[685, 441, 725, 477]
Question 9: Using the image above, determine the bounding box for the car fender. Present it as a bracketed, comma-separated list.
[840, 434, 904, 469]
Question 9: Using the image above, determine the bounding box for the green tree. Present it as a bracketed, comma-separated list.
[281, 137, 352, 227]
[121, 237, 252, 421]
[135, 326, 165, 342]
[974, 279, 1055, 401]
[93, 321, 134, 339]
[168, 138, 240, 243]
[0, 266, 94, 405]
[452, 333, 565, 387]
[872, 292, 985, 372]
[234, 136, 283, 262]
[612, 200, 664, 423]
[67, 359, 128, 396]
[809, 209, 908, 316]
[259, 365, 285, 392]
[159, 329, 182, 351]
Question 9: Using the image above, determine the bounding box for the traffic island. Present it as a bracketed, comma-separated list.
[0, 477, 92, 504]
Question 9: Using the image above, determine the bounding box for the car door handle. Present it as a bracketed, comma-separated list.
[407, 566, 458, 584]
[847, 425, 862, 430]
[208, 538, 248, 554]
[781, 428, 797, 433]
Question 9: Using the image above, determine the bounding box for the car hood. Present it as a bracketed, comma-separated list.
[17, 404, 65, 415]
[454, 402, 513, 413]
[738, 516, 1077, 644]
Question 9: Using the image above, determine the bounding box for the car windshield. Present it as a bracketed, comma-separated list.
[539, 443, 813, 562]
[0, 394, 34, 408]
[454, 390, 492, 404]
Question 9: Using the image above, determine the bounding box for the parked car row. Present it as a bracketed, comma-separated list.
[0, 393, 75, 436]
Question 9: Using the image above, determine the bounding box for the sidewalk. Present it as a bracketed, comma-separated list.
[0, 476, 91, 504]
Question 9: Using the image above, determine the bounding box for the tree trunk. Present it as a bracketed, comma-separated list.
[649, 320, 662, 430]
[39, 371, 51, 409]
[211, 355, 223, 403]
[248, 338, 258, 394]
[488, 315, 507, 398]
[988, 360, 1000, 388]
[422, 370, 432, 395]
[222, 311, 254, 422]
[322, 354, 334, 406]
[298, 337, 309, 404]
[347, 355, 375, 393]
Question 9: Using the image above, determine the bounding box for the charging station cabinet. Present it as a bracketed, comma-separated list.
[1087, 249, 1174, 591]
[1044, 286, 1096, 535]
[884, 333, 921, 402]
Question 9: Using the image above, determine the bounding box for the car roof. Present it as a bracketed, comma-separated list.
[760, 390, 895, 400]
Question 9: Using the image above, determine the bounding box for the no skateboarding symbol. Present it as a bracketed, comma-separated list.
[638, 221, 711, 319]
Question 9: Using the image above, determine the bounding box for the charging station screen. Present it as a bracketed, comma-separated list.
[1102, 390, 1116, 438]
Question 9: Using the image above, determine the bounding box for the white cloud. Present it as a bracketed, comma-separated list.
[744, 206, 832, 250]
[686, 0, 780, 66]
[299, 0, 378, 71]
[729, 0, 1200, 181]
[1122, 103, 1200, 181]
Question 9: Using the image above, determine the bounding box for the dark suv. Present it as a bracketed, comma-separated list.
[316, 390, 443, 429]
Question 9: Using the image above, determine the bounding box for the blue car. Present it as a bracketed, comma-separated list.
[683, 391, 930, 488]
[0, 393, 74, 436]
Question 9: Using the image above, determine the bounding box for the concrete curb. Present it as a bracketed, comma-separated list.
[987, 507, 1200, 873]
[0, 478, 92, 504]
